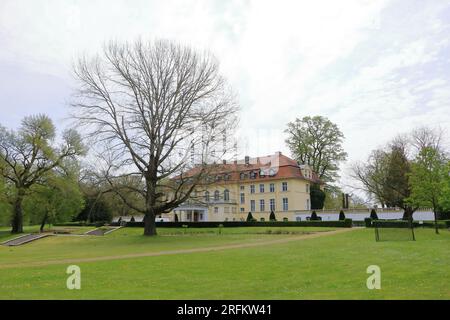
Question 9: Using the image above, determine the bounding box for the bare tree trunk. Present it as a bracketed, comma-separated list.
[11, 193, 24, 234]
[40, 212, 49, 233]
[402, 206, 414, 221]
[433, 209, 439, 235]
[143, 211, 157, 236]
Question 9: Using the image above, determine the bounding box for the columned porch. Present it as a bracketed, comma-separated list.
[173, 205, 209, 222]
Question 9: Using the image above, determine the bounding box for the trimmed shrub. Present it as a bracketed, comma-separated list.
[339, 210, 346, 221]
[283, 217, 289, 222]
[364, 218, 372, 227]
[260, 217, 265, 222]
[246, 212, 254, 222]
[130, 216, 135, 222]
[269, 211, 276, 221]
[370, 209, 378, 220]
[174, 214, 179, 222]
[310, 211, 321, 221]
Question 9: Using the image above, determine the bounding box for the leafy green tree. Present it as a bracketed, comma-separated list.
[285, 116, 347, 184]
[407, 147, 446, 234]
[438, 161, 450, 219]
[310, 183, 326, 209]
[323, 186, 343, 209]
[0, 114, 85, 233]
[0, 177, 12, 226]
[25, 172, 84, 231]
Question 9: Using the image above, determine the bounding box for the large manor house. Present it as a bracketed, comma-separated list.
[167, 152, 322, 222]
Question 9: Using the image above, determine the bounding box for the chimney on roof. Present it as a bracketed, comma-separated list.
[244, 156, 249, 165]
[223, 159, 227, 164]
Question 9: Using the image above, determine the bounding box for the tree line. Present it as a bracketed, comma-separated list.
[1, 39, 448, 236]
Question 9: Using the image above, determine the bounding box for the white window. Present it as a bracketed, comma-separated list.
[250, 200, 255, 212]
[204, 191, 210, 202]
[260, 199, 265, 212]
[214, 190, 220, 201]
[240, 207, 245, 212]
[269, 183, 275, 192]
[259, 184, 265, 193]
[214, 207, 219, 214]
[282, 182, 288, 192]
[250, 185, 255, 194]
[282, 198, 288, 211]
[270, 199, 275, 211]
[240, 185, 245, 190]
[240, 193, 245, 204]
[224, 189, 230, 201]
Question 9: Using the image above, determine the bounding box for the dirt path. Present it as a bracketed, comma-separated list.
[0, 228, 358, 270]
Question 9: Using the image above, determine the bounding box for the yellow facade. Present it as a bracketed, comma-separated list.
[168, 171, 314, 222]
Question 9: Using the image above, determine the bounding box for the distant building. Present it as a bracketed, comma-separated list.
[166, 152, 322, 222]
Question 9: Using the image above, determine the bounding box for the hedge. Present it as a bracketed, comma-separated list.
[122, 219, 353, 228]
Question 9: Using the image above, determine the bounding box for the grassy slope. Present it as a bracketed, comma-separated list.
[0, 227, 449, 299]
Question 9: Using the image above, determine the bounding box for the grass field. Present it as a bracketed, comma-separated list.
[0, 226, 449, 299]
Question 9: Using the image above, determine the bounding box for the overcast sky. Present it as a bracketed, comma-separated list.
[1, 0, 450, 188]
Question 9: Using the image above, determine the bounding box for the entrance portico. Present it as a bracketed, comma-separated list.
[173, 205, 209, 222]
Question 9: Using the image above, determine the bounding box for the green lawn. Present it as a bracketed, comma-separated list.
[0, 226, 449, 299]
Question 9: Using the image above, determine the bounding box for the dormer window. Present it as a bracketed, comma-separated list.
[250, 171, 257, 179]
[259, 169, 266, 177]
[269, 168, 276, 177]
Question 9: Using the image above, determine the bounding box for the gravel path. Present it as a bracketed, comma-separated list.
[0, 228, 358, 269]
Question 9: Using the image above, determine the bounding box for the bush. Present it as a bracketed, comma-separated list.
[364, 218, 372, 228]
[339, 210, 346, 221]
[283, 217, 289, 222]
[246, 212, 254, 222]
[174, 214, 179, 222]
[310, 211, 321, 221]
[260, 217, 265, 222]
[269, 211, 276, 221]
[370, 209, 378, 220]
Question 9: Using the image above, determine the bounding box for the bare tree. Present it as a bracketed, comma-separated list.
[0, 114, 85, 233]
[71, 39, 238, 236]
[410, 126, 444, 154]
